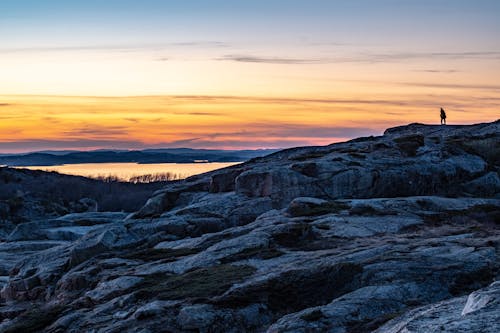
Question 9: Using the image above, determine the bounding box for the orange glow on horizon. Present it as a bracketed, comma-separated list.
[0, 91, 498, 153]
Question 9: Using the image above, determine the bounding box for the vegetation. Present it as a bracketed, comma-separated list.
[272, 222, 316, 248]
[220, 246, 284, 263]
[422, 204, 500, 227]
[93, 172, 182, 183]
[128, 172, 181, 183]
[393, 134, 425, 157]
[348, 152, 366, 159]
[289, 201, 350, 217]
[0, 167, 170, 219]
[301, 309, 324, 322]
[290, 151, 328, 161]
[120, 247, 198, 261]
[349, 204, 395, 216]
[136, 264, 256, 301]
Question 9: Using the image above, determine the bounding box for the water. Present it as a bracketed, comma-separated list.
[18, 162, 240, 181]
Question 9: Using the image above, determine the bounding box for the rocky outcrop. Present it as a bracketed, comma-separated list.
[131, 121, 499, 220]
[374, 281, 500, 333]
[0, 121, 498, 332]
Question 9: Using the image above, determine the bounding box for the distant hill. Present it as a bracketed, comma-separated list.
[0, 148, 278, 166]
[0, 166, 168, 229]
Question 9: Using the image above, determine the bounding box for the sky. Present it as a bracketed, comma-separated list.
[1, 0, 499, 152]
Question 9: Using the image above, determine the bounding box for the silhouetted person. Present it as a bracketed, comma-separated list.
[440, 108, 447, 125]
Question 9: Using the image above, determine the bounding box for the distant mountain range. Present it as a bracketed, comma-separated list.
[0, 148, 279, 166]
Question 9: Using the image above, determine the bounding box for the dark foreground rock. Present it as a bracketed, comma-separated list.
[0, 121, 499, 332]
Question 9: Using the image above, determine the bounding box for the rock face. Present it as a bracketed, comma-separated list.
[0, 121, 499, 332]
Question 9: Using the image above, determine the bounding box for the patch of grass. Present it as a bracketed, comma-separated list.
[290, 201, 350, 217]
[371, 142, 391, 150]
[301, 309, 324, 322]
[290, 151, 327, 161]
[314, 223, 331, 230]
[291, 163, 319, 177]
[272, 222, 316, 248]
[220, 247, 284, 263]
[422, 204, 500, 226]
[349, 205, 394, 216]
[428, 136, 441, 144]
[436, 204, 500, 221]
[347, 310, 404, 333]
[348, 153, 366, 159]
[2, 305, 65, 333]
[136, 264, 256, 301]
[393, 134, 425, 157]
[120, 247, 198, 261]
[346, 161, 362, 167]
[338, 148, 359, 153]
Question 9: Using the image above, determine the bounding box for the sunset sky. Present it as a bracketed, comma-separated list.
[1, 0, 499, 152]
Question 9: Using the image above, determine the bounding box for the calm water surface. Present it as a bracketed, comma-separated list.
[19, 162, 240, 181]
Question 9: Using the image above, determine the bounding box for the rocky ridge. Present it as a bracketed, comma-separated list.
[0, 121, 499, 332]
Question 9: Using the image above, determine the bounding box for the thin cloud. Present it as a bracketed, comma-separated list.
[306, 41, 351, 46]
[171, 95, 412, 107]
[398, 82, 500, 91]
[198, 125, 378, 139]
[124, 118, 140, 123]
[0, 124, 379, 153]
[218, 51, 500, 65]
[0, 103, 11, 106]
[0, 129, 22, 136]
[172, 111, 226, 116]
[0, 114, 25, 120]
[164, 125, 379, 147]
[0, 139, 149, 152]
[413, 69, 459, 74]
[155, 138, 339, 150]
[40, 117, 62, 124]
[63, 126, 128, 137]
[0, 41, 230, 54]
[354, 51, 500, 63]
[170, 41, 228, 48]
[217, 55, 326, 64]
[168, 94, 498, 111]
[164, 137, 204, 146]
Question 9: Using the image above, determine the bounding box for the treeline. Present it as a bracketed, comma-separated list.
[92, 172, 182, 183]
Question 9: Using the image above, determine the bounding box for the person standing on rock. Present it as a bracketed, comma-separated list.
[440, 108, 447, 125]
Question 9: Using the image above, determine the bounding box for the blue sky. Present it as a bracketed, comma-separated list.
[2, 0, 499, 52]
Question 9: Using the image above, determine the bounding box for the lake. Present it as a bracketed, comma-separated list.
[18, 162, 240, 181]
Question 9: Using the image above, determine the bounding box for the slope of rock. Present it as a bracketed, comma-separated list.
[0, 121, 498, 332]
